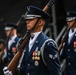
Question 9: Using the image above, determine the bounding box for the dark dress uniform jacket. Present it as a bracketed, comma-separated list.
[20, 32, 62, 75]
[61, 32, 76, 75]
[4, 36, 19, 66]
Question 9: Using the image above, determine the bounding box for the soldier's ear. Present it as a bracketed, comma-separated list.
[38, 19, 45, 26]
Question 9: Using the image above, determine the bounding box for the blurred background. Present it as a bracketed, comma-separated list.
[0, 0, 76, 40]
[0, 0, 76, 75]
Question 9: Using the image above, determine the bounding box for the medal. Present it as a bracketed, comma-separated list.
[35, 56, 37, 60]
[35, 61, 39, 66]
[37, 57, 40, 60]
[38, 51, 40, 56]
[32, 48, 41, 60]
[12, 47, 16, 53]
[74, 41, 76, 48]
[74, 49, 76, 52]
[32, 57, 35, 60]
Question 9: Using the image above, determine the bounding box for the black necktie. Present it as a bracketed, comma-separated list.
[30, 34, 34, 39]
[72, 29, 74, 33]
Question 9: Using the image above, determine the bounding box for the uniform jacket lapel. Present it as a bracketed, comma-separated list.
[25, 44, 29, 60]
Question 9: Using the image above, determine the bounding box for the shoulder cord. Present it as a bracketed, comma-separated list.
[40, 39, 58, 66]
[40, 39, 52, 66]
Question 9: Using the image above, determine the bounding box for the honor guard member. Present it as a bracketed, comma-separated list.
[60, 11, 76, 75]
[3, 22, 19, 68]
[3, 6, 62, 75]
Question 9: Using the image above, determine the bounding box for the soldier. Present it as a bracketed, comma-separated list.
[60, 11, 76, 75]
[3, 22, 19, 75]
[3, 6, 62, 75]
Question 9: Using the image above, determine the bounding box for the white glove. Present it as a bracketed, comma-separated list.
[3, 66, 13, 75]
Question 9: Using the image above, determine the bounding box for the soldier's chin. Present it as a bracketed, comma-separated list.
[27, 29, 31, 31]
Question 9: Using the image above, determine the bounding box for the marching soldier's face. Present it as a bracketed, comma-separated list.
[26, 18, 45, 33]
[5, 30, 11, 37]
[67, 19, 76, 29]
[26, 18, 39, 31]
[5, 29, 16, 37]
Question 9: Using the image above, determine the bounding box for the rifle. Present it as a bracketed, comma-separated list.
[7, 0, 56, 74]
[0, 16, 23, 63]
[58, 27, 70, 53]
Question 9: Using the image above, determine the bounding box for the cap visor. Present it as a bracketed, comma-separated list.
[66, 17, 76, 21]
[5, 27, 13, 30]
[23, 15, 41, 19]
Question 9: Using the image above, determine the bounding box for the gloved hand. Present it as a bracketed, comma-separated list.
[3, 66, 13, 75]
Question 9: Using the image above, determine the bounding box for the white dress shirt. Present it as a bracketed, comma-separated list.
[68, 28, 76, 44]
[29, 31, 41, 52]
[8, 35, 17, 50]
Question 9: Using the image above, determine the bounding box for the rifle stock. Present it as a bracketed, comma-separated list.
[7, 0, 55, 74]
